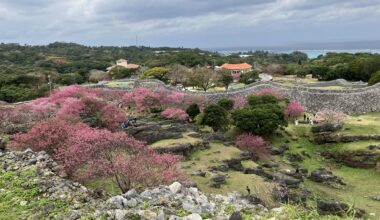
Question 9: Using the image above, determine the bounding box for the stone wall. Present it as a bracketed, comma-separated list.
[185, 82, 380, 114]
[304, 79, 367, 88]
[94, 79, 380, 114]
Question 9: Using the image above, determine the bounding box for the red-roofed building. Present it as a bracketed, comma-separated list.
[107, 59, 140, 72]
[221, 63, 253, 74]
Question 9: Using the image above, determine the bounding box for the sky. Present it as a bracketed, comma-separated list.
[0, 0, 380, 48]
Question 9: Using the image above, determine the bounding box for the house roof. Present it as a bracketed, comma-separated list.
[221, 63, 252, 70]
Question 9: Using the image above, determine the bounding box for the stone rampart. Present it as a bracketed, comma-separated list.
[94, 79, 380, 114]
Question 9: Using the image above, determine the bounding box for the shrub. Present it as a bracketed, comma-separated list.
[10, 119, 184, 193]
[201, 105, 228, 131]
[232, 105, 287, 136]
[255, 89, 283, 99]
[284, 101, 304, 119]
[194, 112, 205, 127]
[217, 98, 234, 111]
[100, 104, 128, 131]
[231, 96, 247, 109]
[56, 97, 84, 120]
[368, 70, 380, 86]
[186, 103, 201, 120]
[248, 94, 279, 107]
[9, 119, 79, 154]
[122, 87, 160, 112]
[236, 133, 270, 160]
[57, 73, 84, 85]
[161, 108, 189, 121]
[315, 110, 347, 125]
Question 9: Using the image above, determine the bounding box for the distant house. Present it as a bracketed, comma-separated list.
[221, 63, 252, 75]
[107, 59, 140, 72]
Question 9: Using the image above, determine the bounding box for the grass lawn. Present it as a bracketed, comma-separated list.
[104, 81, 134, 89]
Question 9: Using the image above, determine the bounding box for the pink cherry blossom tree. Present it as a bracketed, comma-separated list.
[236, 133, 270, 160]
[160, 108, 189, 121]
[284, 100, 305, 119]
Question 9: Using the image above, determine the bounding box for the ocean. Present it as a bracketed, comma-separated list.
[214, 49, 380, 59]
[208, 41, 380, 59]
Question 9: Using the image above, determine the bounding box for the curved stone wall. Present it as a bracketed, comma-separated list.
[95, 79, 380, 114]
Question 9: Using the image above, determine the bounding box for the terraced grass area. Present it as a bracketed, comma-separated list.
[149, 132, 202, 148]
[275, 122, 380, 217]
[342, 112, 380, 135]
[182, 142, 278, 206]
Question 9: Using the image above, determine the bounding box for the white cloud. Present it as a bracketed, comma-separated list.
[0, 0, 379, 46]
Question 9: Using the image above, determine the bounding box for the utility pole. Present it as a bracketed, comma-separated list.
[48, 75, 52, 95]
[135, 35, 138, 47]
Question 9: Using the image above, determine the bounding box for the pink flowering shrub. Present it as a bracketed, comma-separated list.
[56, 98, 84, 120]
[284, 101, 305, 119]
[161, 108, 189, 121]
[122, 87, 161, 112]
[100, 104, 127, 130]
[10, 119, 184, 193]
[255, 88, 283, 99]
[231, 96, 248, 109]
[236, 133, 270, 160]
[161, 91, 185, 107]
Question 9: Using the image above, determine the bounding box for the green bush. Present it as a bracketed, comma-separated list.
[57, 73, 84, 85]
[232, 104, 287, 136]
[194, 112, 205, 127]
[368, 70, 380, 86]
[186, 103, 201, 120]
[248, 94, 278, 107]
[202, 105, 228, 131]
[217, 98, 234, 111]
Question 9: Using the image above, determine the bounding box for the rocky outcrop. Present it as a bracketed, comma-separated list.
[0, 149, 103, 219]
[0, 150, 270, 219]
[125, 119, 196, 144]
[323, 149, 380, 169]
[311, 123, 342, 133]
[317, 200, 365, 218]
[309, 168, 345, 188]
[315, 134, 380, 144]
[155, 141, 209, 157]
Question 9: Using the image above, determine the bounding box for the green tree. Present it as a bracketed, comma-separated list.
[217, 98, 234, 111]
[186, 103, 201, 120]
[140, 67, 170, 82]
[188, 67, 215, 91]
[57, 73, 84, 85]
[368, 71, 380, 86]
[217, 69, 233, 90]
[248, 94, 278, 107]
[239, 70, 259, 84]
[201, 104, 228, 131]
[109, 66, 135, 79]
[232, 104, 287, 136]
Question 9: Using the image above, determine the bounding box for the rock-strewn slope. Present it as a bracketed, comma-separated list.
[0, 149, 269, 220]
